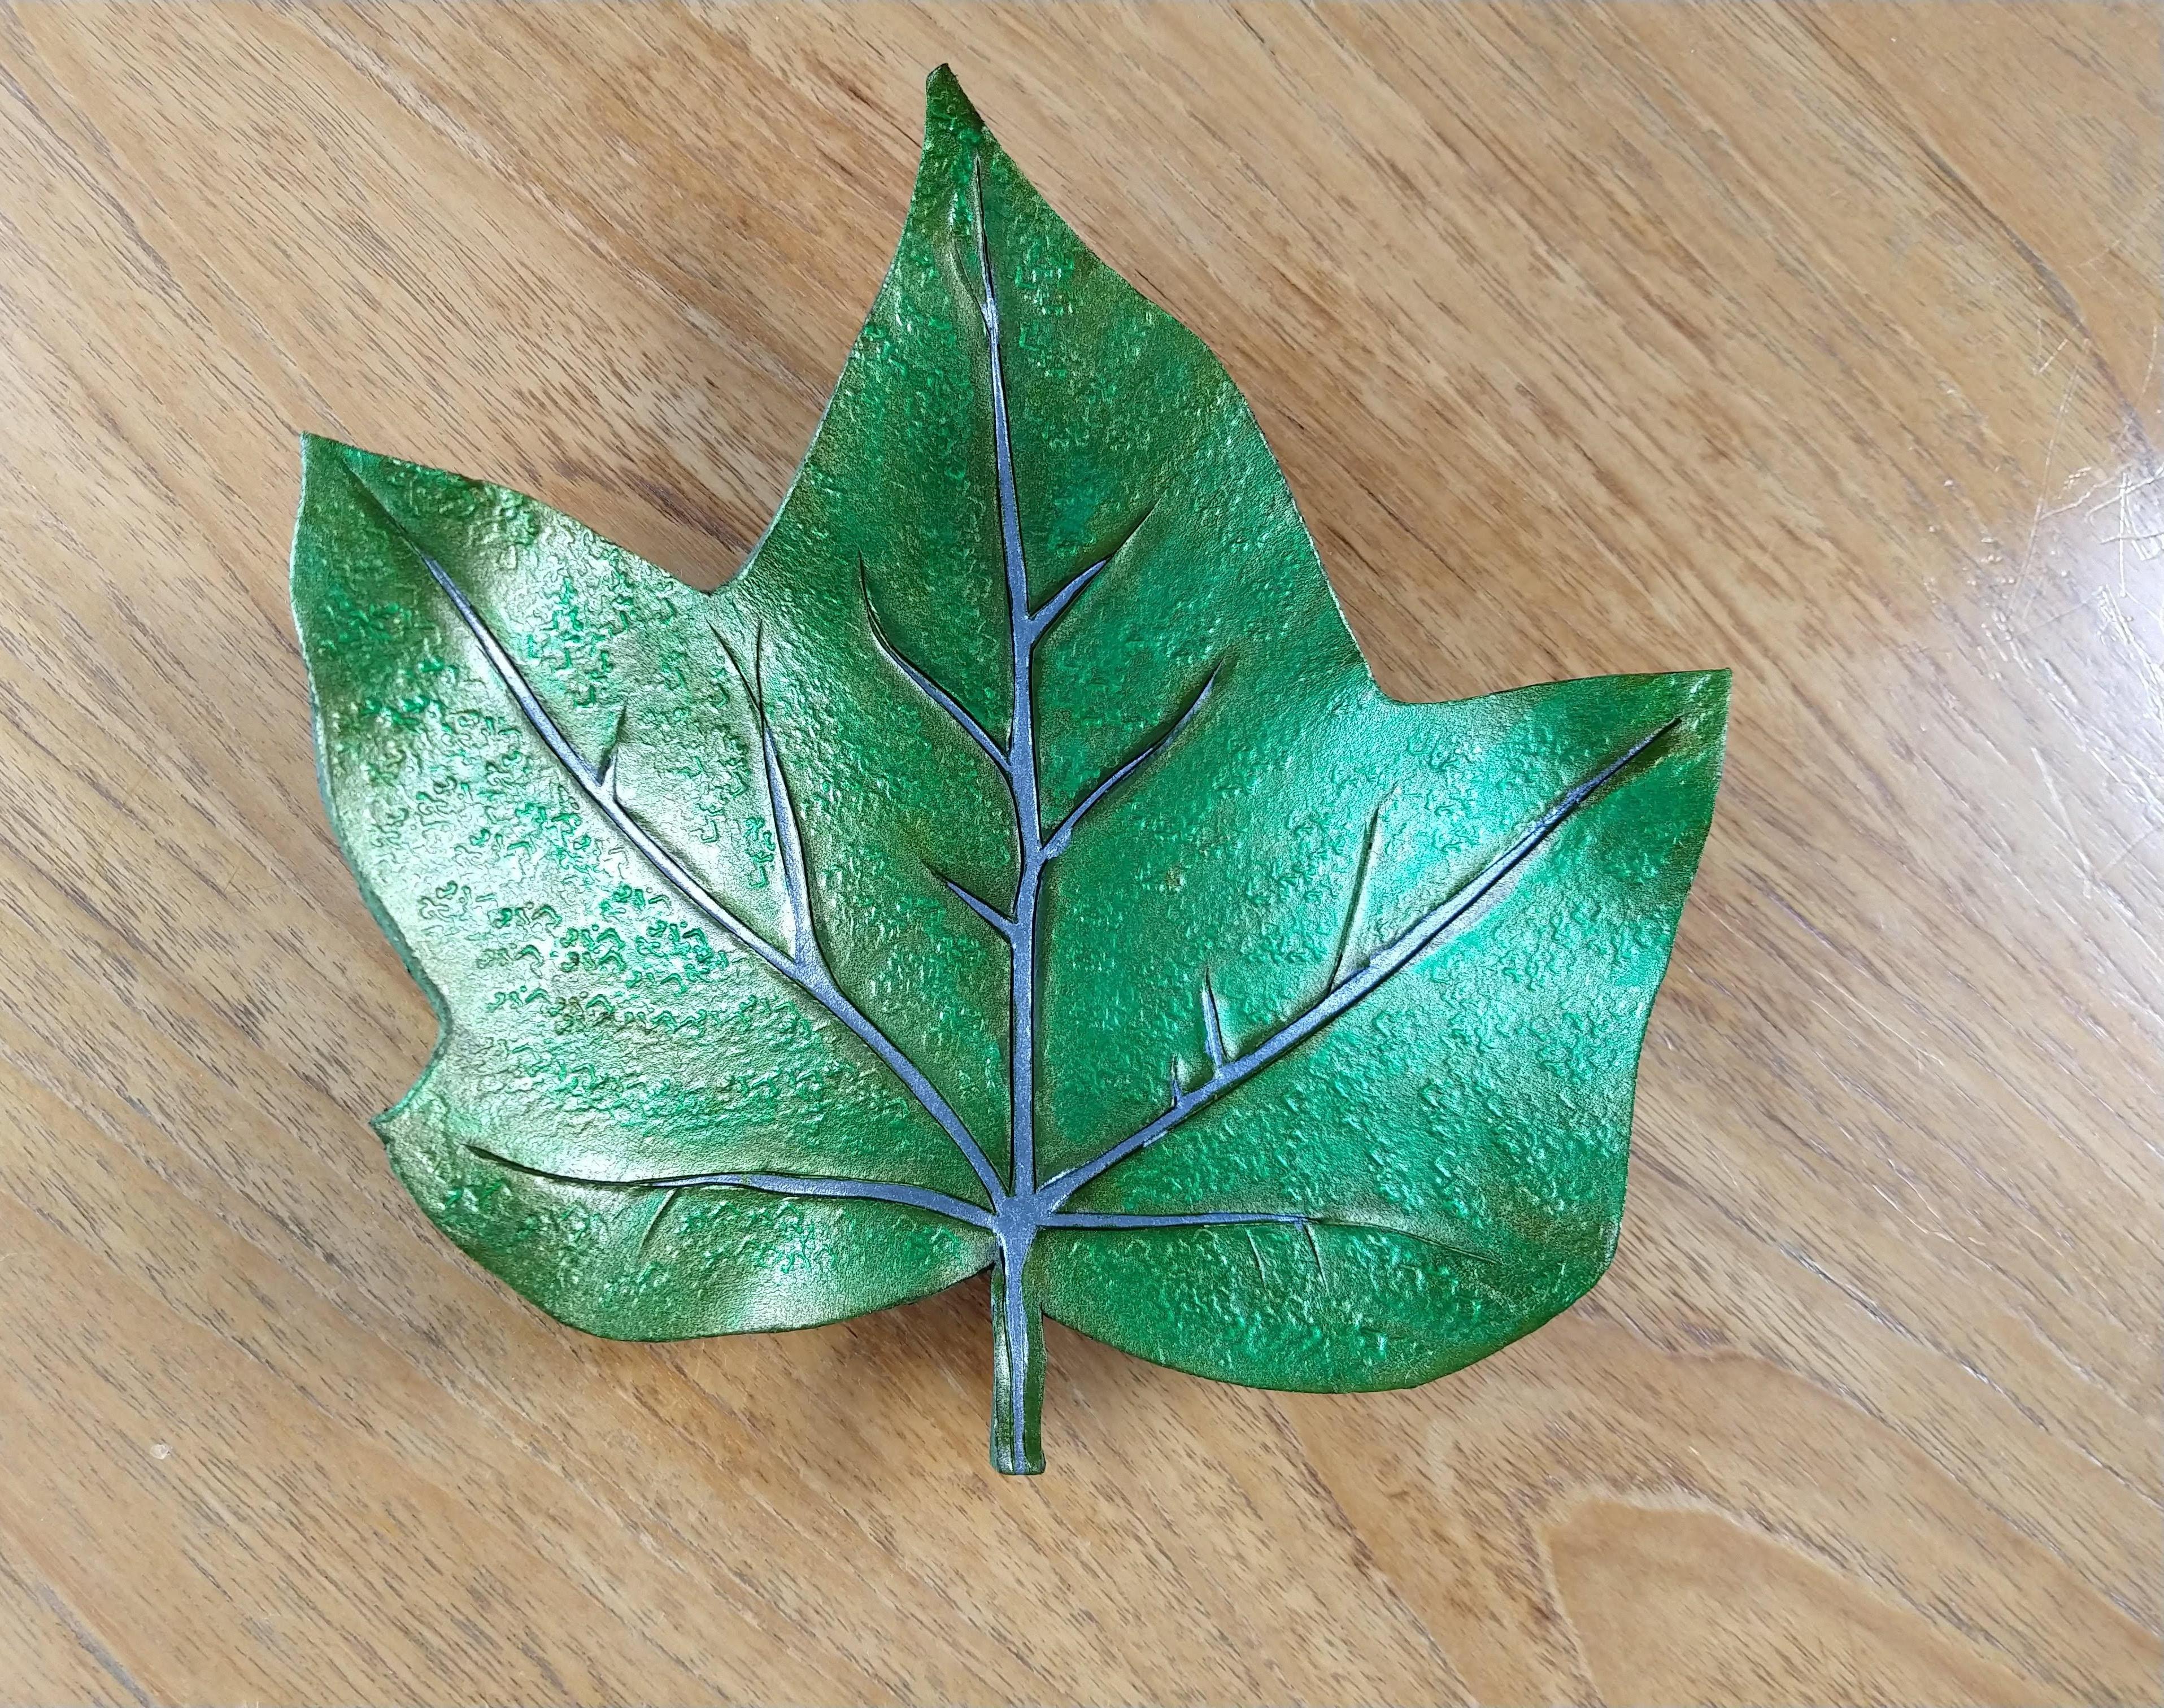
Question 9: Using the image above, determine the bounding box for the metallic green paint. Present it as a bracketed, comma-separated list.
[291, 67, 1727, 1475]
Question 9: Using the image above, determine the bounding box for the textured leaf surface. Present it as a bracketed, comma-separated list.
[293, 68, 1726, 1472]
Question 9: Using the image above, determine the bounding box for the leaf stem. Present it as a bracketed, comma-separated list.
[988, 1229, 1044, 1474]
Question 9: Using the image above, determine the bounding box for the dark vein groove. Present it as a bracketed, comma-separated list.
[1037, 1209, 1497, 1275]
[1041, 718, 1682, 1202]
[1043, 1209, 1307, 1230]
[1199, 971, 1227, 1070]
[339, 126, 1691, 1473]
[938, 871, 1018, 938]
[639, 1186, 684, 1256]
[469, 1145, 998, 1230]
[1029, 554, 1110, 637]
[1327, 804, 1386, 988]
[861, 561, 1009, 775]
[333, 454, 1005, 1208]
[973, 157, 1042, 1471]
[1026, 505, 1148, 638]
[1043, 671, 1217, 859]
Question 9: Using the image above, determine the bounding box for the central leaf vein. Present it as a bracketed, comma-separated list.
[376, 146, 1671, 1428]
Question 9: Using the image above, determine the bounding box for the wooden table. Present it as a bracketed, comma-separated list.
[1, 5, 2157, 1703]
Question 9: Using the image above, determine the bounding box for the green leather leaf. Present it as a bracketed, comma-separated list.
[293, 67, 1727, 1475]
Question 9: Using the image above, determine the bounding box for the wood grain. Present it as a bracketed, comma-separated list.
[0, 4, 2157, 1703]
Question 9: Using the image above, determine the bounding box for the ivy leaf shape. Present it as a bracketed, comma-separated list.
[293, 67, 1726, 1476]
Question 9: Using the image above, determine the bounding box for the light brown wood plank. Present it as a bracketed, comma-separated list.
[0, 4, 2156, 1702]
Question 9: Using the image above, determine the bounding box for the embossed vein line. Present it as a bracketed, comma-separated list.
[468, 1148, 997, 1230]
[332, 452, 1005, 1206]
[1046, 715, 1683, 1201]
[329, 125, 1694, 1482]
[976, 156, 1046, 1472]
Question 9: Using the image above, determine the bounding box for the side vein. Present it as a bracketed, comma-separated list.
[334, 453, 1005, 1208]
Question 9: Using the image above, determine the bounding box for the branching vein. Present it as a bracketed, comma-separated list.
[1043, 672, 1216, 859]
[471, 1147, 997, 1230]
[336, 455, 1006, 1208]
[1042, 717, 1680, 1202]
[343, 132, 1683, 1472]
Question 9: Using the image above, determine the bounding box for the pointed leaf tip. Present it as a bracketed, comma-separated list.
[296, 434, 377, 520]
[924, 64, 987, 139]
[299, 430, 350, 469]
[303, 433, 385, 491]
